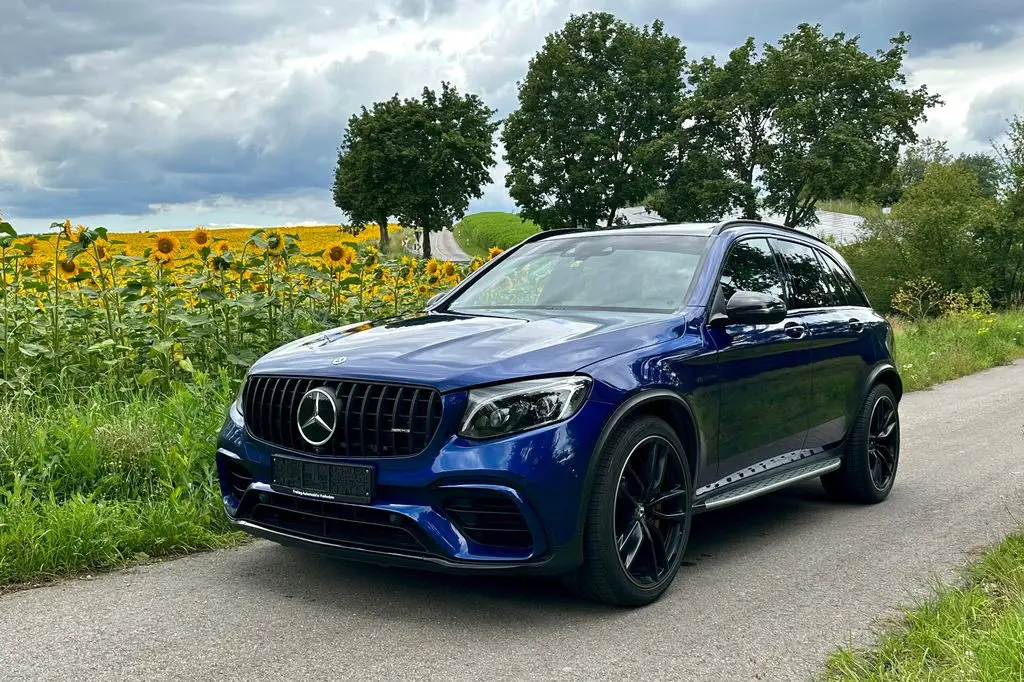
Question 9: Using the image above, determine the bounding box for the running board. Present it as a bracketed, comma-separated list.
[695, 456, 842, 511]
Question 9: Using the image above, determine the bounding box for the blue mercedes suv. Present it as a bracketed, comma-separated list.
[215, 220, 902, 606]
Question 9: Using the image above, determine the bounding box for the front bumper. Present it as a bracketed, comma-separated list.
[215, 394, 614, 576]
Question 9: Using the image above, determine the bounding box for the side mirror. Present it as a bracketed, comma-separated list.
[425, 292, 446, 310]
[715, 290, 787, 326]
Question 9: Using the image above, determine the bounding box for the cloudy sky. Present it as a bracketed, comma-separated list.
[3, 0, 1024, 234]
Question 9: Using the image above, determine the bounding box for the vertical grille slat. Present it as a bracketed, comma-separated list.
[342, 382, 357, 456]
[390, 387, 404, 458]
[373, 385, 386, 456]
[425, 391, 437, 446]
[407, 388, 421, 455]
[244, 375, 441, 459]
[358, 385, 371, 456]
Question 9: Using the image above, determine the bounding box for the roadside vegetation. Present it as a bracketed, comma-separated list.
[824, 532, 1024, 681]
[452, 211, 540, 257]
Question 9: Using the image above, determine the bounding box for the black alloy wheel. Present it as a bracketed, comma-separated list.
[614, 434, 689, 587]
[565, 416, 693, 607]
[821, 383, 900, 504]
[867, 395, 899, 491]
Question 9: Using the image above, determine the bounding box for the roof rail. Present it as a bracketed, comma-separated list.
[710, 218, 828, 245]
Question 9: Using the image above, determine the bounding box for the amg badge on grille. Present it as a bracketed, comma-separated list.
[296, 387, 338, 446]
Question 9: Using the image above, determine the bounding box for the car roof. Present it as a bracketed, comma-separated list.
[534, 219, 828, 246]
[540, 223, 718, 240]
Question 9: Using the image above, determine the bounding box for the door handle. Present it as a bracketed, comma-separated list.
[784, 322, 806, 339]
[849, 319, 864, 333]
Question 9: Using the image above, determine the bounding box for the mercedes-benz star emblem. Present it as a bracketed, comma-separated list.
[296, 387, 338, 446]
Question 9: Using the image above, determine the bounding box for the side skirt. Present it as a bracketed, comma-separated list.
[692, 454, 841, 513]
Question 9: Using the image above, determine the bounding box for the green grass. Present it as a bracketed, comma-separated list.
[890, 310, 1024, 391]
[0, 372, 246, 586]
[452, 211, 541, 257]
[824, 533, 1024, 681]
[818, 199, 886, 219]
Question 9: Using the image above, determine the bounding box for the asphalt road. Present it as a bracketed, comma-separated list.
[2, 362, 1023, 682]
[430, 229, 471, 262]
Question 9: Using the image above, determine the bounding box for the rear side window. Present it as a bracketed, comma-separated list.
[817, 250, 868, 307]
[770, 239, 834, 310]
[719, 238, 786, 301]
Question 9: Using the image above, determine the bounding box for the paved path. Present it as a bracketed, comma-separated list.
[2, 363, 1023, 681]
[430, 229, 471, 262]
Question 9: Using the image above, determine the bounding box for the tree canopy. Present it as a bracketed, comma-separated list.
[334, 83, 497, 258]
[391, 83, 499, 259]
[501, 12, 686, 231]
[653, 24, 940, 226]
[333, 95, 409, 252]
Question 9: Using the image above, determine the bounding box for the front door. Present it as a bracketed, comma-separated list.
[708, 237, 813, 481]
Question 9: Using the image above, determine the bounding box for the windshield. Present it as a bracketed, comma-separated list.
[447, 233, 708, 314]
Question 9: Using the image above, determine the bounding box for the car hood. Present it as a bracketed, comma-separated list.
[248, 310, 693, 392]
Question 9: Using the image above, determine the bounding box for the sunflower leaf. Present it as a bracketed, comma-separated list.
[136, 368, 161, 386]
[0, 221, 15, 237]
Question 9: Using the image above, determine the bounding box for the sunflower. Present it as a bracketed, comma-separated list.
[425, 259, 441, 278]
[362, 246, 380, 270]
[213, 240, 231, 256]
[150, 234, 180, 264]
[56, 258, 81, 280]
[441, 261, 457, 279]
[18, 236, 47, 267]
[190, 226, 212, 249]
[416, 283, 430, 296]
[323, 242, 356, 268]
[265, 229, 286, 256]
[487, 246, 504, 260]
[469, 257, 484, 272]
[93, 238, 112, 263]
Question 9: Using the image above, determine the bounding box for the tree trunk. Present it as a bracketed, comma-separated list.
[421, 227, 431, 260]
[377, 212, 391, 253]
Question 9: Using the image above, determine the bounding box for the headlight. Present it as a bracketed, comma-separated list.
[233, 373, 249, 416]
[459, 376, 592, 439]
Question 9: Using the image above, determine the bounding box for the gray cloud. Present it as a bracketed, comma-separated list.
[1, 0, 1024, 225]
[966, 84, 1024, 144]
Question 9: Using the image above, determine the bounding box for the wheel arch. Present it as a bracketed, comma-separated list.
[867, 363, 903, 403]
[575, 390, 703, 538]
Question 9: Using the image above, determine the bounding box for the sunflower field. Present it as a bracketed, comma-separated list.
[0, 220, 497, 397]
[0, 218, 503, 585]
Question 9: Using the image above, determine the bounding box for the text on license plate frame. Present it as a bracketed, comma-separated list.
[270, 455, 375, 504]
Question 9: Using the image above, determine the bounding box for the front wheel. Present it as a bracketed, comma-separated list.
[564, 416, 692, 607]
[822, 383, 900, 504]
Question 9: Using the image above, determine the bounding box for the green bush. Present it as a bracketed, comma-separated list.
[452, 212, 540, 257]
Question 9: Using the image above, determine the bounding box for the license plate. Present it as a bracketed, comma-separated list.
[270, 455, 374, 504]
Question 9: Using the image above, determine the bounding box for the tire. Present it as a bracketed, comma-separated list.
[563, 415, 693, 607]
[821, 383, 900, 504]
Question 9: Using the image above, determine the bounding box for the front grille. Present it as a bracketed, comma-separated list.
[243, 375, 443, 458]
[249, 492, 430, 555]
[224, 460, 253, 502]
[443, 493, 533, 550]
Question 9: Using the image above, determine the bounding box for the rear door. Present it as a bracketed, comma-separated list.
[709, 237, 813, 479]
[769, 238, 865, 452]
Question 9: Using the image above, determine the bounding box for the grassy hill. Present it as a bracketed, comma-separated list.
[452, 211, 541, 257]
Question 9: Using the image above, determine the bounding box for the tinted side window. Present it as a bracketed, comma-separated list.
[818, 250, 868, 307]
[770, 239, 833, 309]
[719, 238, 785, 301]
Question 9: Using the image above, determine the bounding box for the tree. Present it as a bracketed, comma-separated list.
[675, 24, 940, 227]
[953, 153, 1003, 199]
[840, 164, 999, 308]
[332, 96, 409, 253]
[502, 12, 686, 230]
[390, 83, 499, 259]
